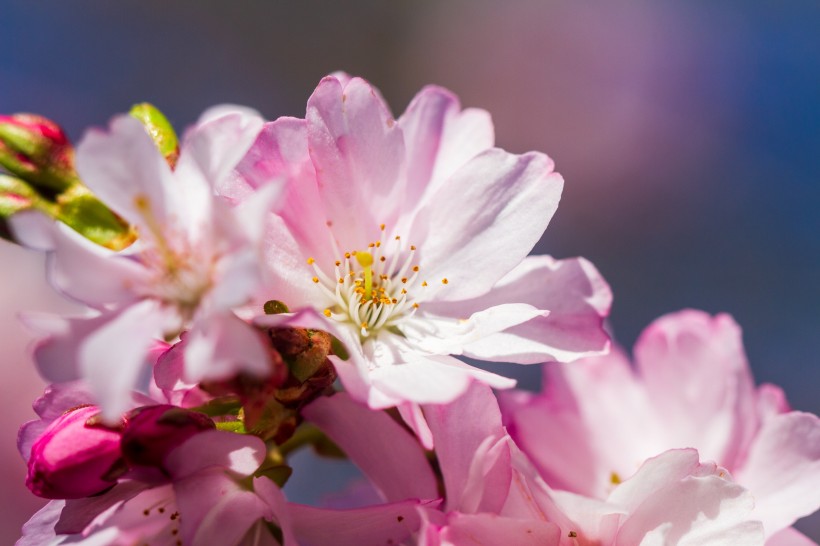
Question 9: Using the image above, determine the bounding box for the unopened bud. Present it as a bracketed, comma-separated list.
[121, 405, 214, 470]
[0, 114, 78, 191]
[26, 406, 123, 499]
[269, 327, 332, 382]
[129, 103, 179, 168]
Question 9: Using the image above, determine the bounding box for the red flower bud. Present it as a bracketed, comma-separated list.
[121, 405, 215, 470]
[26, 406, 123, 499]
[0, 113, 77, 191]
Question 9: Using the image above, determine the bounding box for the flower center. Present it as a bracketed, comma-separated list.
[308, 225, 446, 340]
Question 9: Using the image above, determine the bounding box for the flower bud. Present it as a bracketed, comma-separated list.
[0, 114, 78, 192]
[121, 405, 215, 470]
[26, 406, 124, 499]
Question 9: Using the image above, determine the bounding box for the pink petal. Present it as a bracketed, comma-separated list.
[634, 310, 759, 469]
[370, 354, 515, 407]
[303, 393, 438, 503]
[407, 148, 563, 302]
[306, 75, 407, 250]
[398, 85, 494, 207]
[289, 500, 430, 546]
[409, 303, 547, 357]
[182, 106, 264, 188]
[253, 477, 298, 546]
[439, 512, 562, 546]
[17, 501, 64, 546]
[48, 223, 147, 308]
[165, 430, 266, 479]
[78, 300, 167, 422]
[183, 311, 271, 382]
[423, 382, 505, 510]
[22, 313, 109, 384]
[735, 412, 820, 537]
[76, 115, 176, 236]
[397, 402, 434, 450]
[451, 256, 611, 363]
[175, 470, 269, 546]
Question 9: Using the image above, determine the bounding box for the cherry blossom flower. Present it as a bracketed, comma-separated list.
[228, 74, 611, 409]
[18, 431, 293, 546]
[502, 310, 820, 543]
[297, 383, 764, 545]
[12, 107, 280, 420]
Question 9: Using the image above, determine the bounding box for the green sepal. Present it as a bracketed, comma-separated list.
[215, 420, 247, 433]
[253, 457, 293, 488]
[55, 185, 135, 250]
[192, 396, 243, 418]
[129, 103, 179, 167]
[329, 334, 350, 361]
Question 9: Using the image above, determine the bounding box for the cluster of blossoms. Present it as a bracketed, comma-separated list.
[1, 74, 818, 545]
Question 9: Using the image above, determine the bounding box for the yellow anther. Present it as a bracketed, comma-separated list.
[380, 256, 386, 262]
[307, 257, 315, 265]
[392, 298, 398, 304]
[335, 260, 341, 267]
[401, 289, 407, 294]
[395, 235, 401, 240]
[413, 303, 419, 309]
[323, 309, 332, 317]
[380, 223, 385, 231]
[345, 252, 351, 259]
[412, 266, 419, 272]
[410, 245, 416, 251]
[368, 243, 375, 248]
[442, 278, 449, 284]
[361, 322, 368, 330]
[339, 278, 344, 284]
[401, 277, 408, 284]
[376, 241, 381, 247]
[422, 281, 428, 287]
[312, 277, 319, 283]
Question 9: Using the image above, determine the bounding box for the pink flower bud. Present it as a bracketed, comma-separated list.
[121, 405, 215, 470]
[0, 113, 77, 191]
[26, 405, 124, 499]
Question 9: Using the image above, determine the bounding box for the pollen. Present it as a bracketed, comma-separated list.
[413, 303, 419, 308]
[401, 277, 408, 284]
[412, 266, 419, 272]
[395, 235, 401, 240]
[380, 223, 385, 231]
[422, 281, 428, 287]
[442, 278, 449, 284]
[410, 245, 416, 251]
[335, 260, 341, 267]
[324, 309, 332, 317]
[307, 257, 315, 265]
[312, 277, 319, 283]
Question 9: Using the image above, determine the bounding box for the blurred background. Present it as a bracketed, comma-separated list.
[2, 1, 819, 542]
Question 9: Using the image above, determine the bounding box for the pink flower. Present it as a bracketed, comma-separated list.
[233, 74, 611, 409]
[12, 106, 281, 420]
[19, 430, 293, 546]
[420, 382, 764, 545]
[502, 310, 820, 542]
[289, 383, 763, 545]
